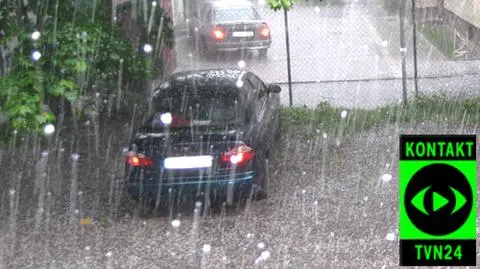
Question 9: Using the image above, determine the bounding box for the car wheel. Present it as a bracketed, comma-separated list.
[258, 48, 268, 58]
[252, 150, 268, 200]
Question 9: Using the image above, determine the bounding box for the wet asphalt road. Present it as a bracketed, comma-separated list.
[1, 118, 478, 268]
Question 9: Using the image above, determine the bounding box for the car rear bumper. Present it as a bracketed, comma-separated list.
[126, 170, 255, 199]
[211, 40, 271, 51]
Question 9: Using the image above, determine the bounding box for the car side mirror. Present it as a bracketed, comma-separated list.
[267, 84, 281, 94]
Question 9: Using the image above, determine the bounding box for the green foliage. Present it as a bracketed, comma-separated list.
[281, 95, 480, 139]
[0, 1, 19, 45]
[0, 0, 174, 139]
[268, 0, 298, 11]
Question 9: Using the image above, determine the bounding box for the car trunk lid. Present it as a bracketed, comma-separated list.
[214, 21, 267, 42]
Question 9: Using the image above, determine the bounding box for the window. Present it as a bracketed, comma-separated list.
[149, 84, 244, 126]
[214, 7, 261, 22]
[248, 74, 268, 98]
[244, 77, 266, 123]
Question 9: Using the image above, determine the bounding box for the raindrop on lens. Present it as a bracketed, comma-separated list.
[71, 153, 80, 161]
[382, 173, 392, 183]
[31, 31, 41, 40]
[160, 112, 172, 125]
[32, 50, 42, 61]
[237, 60, 246, 68]
[260, 250, 270, 259]
[43, 123, 55, 135]
[171, 219, 181, 228]
[143, 44, 153, 53]
[386, 233, 395, 241]
[202, 244, 211, 253]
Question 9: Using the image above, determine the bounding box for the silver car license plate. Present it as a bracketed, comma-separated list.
[232, 31, 254, 37]
[164, 156, 213, 169]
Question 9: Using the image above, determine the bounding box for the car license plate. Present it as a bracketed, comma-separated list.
[164, 156, 213, 169]
[232, 31, 254, 37]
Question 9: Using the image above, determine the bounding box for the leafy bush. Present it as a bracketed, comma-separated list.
[0, 0, 173, 139]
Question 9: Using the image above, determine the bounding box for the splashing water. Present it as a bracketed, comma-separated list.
[254, 250, 271, 265]
[34, 151, 49, 231]
[69, 153, 79, 225]
[200, 244, 211, 269]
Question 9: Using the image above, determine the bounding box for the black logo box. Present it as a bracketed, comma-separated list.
[400, 135, 477, 161]
[400, 239, 476, 266]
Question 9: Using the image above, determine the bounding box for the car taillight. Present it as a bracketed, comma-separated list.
[126, 152, 153, 168]
[210, 27, 227, 40]
[259, 24, 270, 39]
[221, 144, 255, 167]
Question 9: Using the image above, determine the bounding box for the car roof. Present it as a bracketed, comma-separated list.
[204, 0, 254, 9]
[154, 69, 249, 98]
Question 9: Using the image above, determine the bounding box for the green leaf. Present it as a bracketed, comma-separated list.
[110, 53, 120, 60]
[59, 79, 76, 90]
[268, 0, 296, 11]
[44, 112, 56, 122]
[75, 60, 88, 73]
[64, 91, 78, 102]
[18, 105, 33, 116]
[35, 114, 47, 124]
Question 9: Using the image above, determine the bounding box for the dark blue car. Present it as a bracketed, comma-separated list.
[124, 69, 281, 207]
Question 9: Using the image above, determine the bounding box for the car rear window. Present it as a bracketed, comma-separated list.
[150, 89, 244, 126]
[214, 7, 261, 22]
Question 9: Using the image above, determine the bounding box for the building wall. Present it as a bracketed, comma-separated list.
[444, 0, 480, 28]
[416, 0, 438, 8]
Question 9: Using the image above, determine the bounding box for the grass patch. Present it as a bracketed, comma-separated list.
[417, 23, 456, 59]
[280, 94, 480, 139]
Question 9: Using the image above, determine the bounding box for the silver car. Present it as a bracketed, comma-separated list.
[187, 0, 272, 58]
